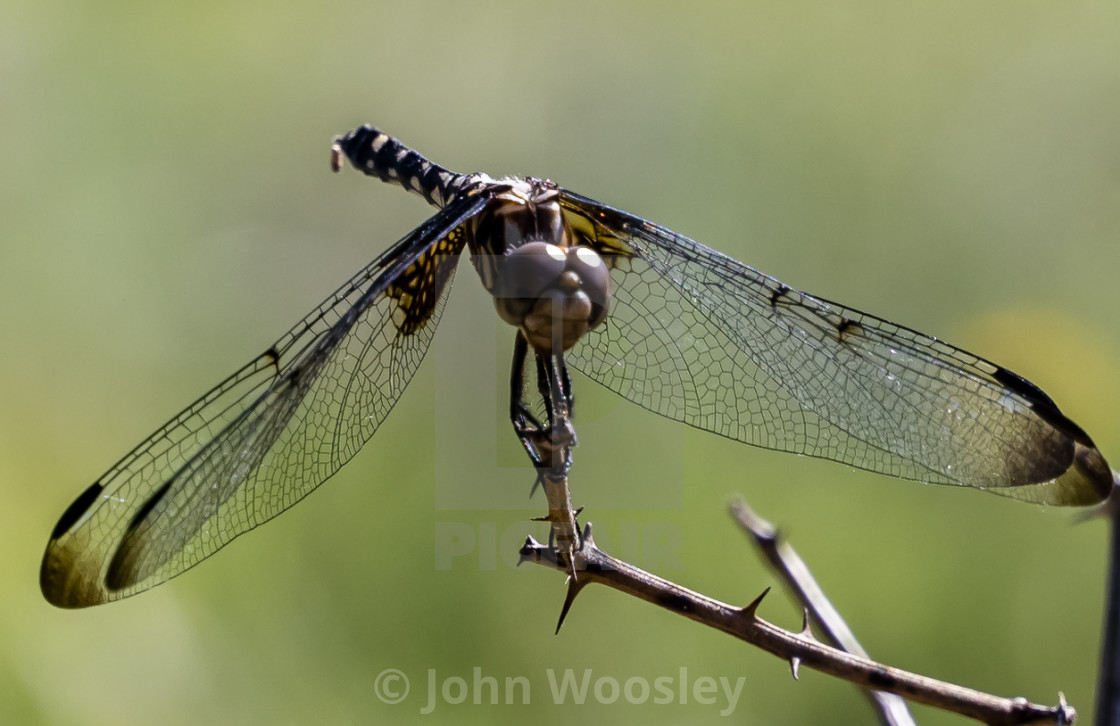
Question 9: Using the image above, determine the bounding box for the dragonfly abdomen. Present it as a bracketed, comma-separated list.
[332, 125, 485, 209]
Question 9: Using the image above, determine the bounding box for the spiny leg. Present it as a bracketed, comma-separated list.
[509, 333, 579, 475]
[510, 332, 546, 468]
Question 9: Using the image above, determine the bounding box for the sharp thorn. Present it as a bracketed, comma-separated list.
[556, 579, 585, 634]
[518, 535, 547, 566]
[789, 657, 801, 681]
[740, 587, 772, 619]
[799, 608, 814, 639]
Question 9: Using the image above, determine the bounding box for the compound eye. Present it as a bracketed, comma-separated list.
[493, 242, 567, 326]
[570, 246, 611, 329]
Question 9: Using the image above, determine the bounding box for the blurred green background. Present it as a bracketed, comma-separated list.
[3, 1, 1118, 724]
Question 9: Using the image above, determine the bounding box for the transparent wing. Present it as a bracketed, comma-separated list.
[41, 192, 489, 607]
[559, 191, 1111, 505]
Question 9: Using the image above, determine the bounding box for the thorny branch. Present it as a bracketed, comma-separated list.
[519, 527, 1073, 725]
[515, 350, 1077, 725]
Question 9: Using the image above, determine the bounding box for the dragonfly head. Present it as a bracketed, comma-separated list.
[493, 241, 611, 352]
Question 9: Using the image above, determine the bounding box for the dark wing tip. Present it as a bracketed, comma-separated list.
[991, 440, 1113, 506]
[41, 478, 178, 607]
[40, 537, 106, 609]
[990, 366, 1112, 505]
[42, 483, 108, 608]
[1072, 442, 1116, 503]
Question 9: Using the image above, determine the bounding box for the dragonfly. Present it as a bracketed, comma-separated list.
[41, 125, 1114, 608]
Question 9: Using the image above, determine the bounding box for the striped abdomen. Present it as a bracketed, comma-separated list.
[332, 125, 487, 209]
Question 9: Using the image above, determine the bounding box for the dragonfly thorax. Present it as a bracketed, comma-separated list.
[471, 181, 610, 352]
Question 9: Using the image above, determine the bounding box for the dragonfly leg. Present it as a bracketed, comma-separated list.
[509, 333, 578, 473]
[510, 337, 550, 473]
[510, 332, 542, 435]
